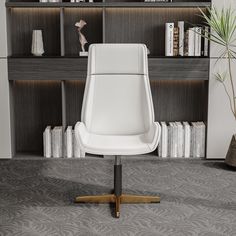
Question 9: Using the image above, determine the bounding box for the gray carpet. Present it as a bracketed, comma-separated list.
[0, 156, 236, 236]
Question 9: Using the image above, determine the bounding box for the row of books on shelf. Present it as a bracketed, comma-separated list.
[43, 126, 84, 158]
[44, 121, 205, 158]
[165, 21, 209, 57]
[158, 122, 206, 158]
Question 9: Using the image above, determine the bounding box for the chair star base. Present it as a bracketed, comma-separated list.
[75, 194, 160, 218]
[75, 156, 160, 218]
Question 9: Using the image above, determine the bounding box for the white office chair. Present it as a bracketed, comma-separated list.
[74, 44, 161, 218]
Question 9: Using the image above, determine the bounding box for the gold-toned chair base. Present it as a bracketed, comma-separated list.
[75, 194, 160, 218]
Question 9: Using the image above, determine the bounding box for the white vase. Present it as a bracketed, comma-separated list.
[31, 30, 44, 56]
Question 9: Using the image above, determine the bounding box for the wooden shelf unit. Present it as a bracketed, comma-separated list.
[6, 0, 211, 157]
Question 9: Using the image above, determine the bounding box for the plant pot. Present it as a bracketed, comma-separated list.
[225, 135, 236, 167]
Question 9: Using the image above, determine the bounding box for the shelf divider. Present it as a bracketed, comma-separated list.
[60, 7, 65, 57]
[61, 80, 66, 158]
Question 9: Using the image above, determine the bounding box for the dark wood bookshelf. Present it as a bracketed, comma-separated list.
[6, 0, 211, 157]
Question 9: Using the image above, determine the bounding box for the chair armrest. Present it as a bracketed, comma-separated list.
[144, 122, 161, 151]
[74, 122, 90, 150]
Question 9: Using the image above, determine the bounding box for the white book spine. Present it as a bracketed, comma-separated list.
[165, 23, 174, 56]
[168, 123, 172, 157]
[188, 28, 195, 56]
[168, 124, 172, 157]
[195, 124, 201, 158]
[73, 130, 81, 158]
[194, 27, 202, 56]
[201, 122, 206, 157]
[52, 128, 56, 158]
[158, 123, 162, 157]
[52, 127, 63, 158]
[204, 26, 209, 56]
[178, 21, 184, 56]
[162, 122, 168, 158]
[183, 122, 191, 158]
[173, 123, 178, 158]
[198, 122, 206, 158]
[160, 122, 168, 158]
[176, 122, 183, 158]
[43, 126, 51, 158]
[65, 126, 73, 158]
[190, 123, 195, 157]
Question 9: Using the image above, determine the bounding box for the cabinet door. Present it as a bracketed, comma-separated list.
[207, 0, 236, 159]
[0, 59, 12, 158]
[211, 0, 236, 58]
[207, 58, 236, 159]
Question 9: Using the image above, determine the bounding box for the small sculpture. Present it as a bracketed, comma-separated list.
[75, 20, 88, 56]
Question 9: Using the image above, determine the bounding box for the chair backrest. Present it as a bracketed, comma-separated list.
[81, 44, 155, 135]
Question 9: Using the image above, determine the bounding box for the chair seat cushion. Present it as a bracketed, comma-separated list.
[74, 122, 161, 156]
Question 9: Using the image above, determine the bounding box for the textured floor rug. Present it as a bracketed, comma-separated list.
[0, 157, 236, 236]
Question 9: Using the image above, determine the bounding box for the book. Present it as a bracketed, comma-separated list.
[198, 122, 206, 157]
[168, 123, 173, 157]
[173, 27, 179, 56]
[183, 122, 191, 158]
[176, 122, 184, 158]
[162, 122, 168, 158]
[52, 126, 63, 158]
[195, 123, 202, 158]
[178, 21, 184, 56]
[190, 122, 206, 158]
[194, 27, 202, 56]
[158, 124, 162, 157]
[188, 28, 195, 56]
[65, 126, 73, 158]
[73, 130, 81, 158]
[173, 123, 178, 158]
[165, 23, 174, 56]
[184, 30, 189, 56]
[159, 122, 168, 158]
[169, 122, 177, 158]
[204, 26, 209, 56]
[158, 121, 205, 159]
[43, 126, 51, 158]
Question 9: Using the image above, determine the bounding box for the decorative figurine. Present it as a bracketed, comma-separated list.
[31, 30, 44, 56]
[75, 20, 88, 57]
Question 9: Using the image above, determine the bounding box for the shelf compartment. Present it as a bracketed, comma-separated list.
[6, 2, 211, 8]
[151, 80, 208, 122]
[65, 81, 85, 126]
[64, 80, 208, 127]
[12, 80, 62, 154]
[64, 8, 103, 56]
[9, 8, 61, 57]
[105, 7, 207, 56]
[8, 58, 209, 81]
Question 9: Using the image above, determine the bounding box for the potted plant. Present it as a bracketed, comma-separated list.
[199, 7, 236, 166]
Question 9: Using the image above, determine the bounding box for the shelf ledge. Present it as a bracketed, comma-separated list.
[6, 2, 211, 8]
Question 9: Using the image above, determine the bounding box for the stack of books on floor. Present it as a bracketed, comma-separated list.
[43, 126, 84, 158]
[165, 21, 209, 57]
[158, 122, 206, 158]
